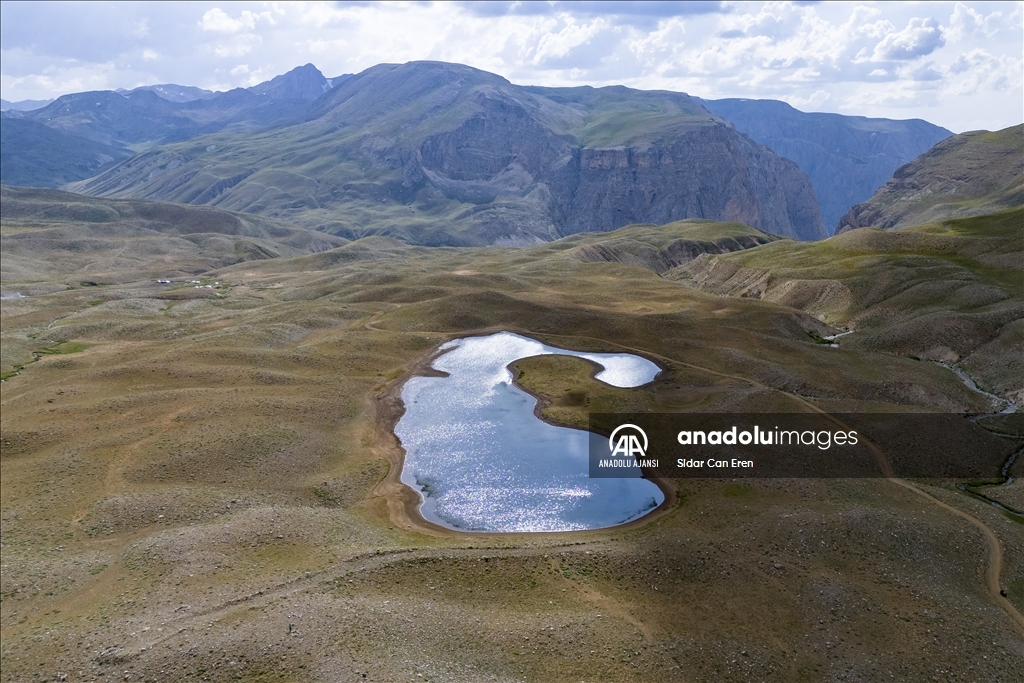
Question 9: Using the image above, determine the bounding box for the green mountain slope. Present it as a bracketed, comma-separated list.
[837, 125, 1024, 232]
[670, 207, 1024, 402]
[0, 118, 132, 187]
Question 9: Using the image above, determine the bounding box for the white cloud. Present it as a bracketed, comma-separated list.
[909, 62, 943, 82]
[789, 88, 831, 110]
[1, 1, 1020, 132]
[532, 18, 610, 66]
[213, 34, 262, 58]
[308, 38, 347, 55]
[1, 58, 120, 97]
[947, 48, 1021, 95]
[294, 2, 352, 29]
[873, 17, 945, 61]
[201, 8, 250, 33]
[947, 2, 1002, 42]
[200, 7, 273, 33]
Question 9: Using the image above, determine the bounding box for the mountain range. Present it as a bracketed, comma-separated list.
[0, 97, 55, 111]
[0, 64, 349, 150]
[0, 61, 1001, 245]
[68, 61, 830, 243]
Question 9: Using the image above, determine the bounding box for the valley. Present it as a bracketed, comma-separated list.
[2, 182, 1022, 680]
[1, 46, 1022, 683]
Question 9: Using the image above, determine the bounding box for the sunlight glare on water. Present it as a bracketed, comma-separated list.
[395, 332, 664, 532]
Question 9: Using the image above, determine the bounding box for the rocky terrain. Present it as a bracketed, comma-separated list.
[837, 124, 1024, 232]
[248, 63, 349, 101]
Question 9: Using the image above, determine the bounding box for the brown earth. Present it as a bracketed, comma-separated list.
[2, 213, 1022, 682]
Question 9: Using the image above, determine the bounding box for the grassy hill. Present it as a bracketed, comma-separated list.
[0, 118, 132, 187]
[0, 186, 346, 284]
[670, 208, 1024, 403]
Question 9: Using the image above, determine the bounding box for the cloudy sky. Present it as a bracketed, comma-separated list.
[1, 1, 1020, 132]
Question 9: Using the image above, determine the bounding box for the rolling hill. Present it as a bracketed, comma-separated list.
[0, 185, 346, 284]
[669, 207, 1023, 403]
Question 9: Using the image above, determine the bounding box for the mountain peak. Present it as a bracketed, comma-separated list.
[248, 63, 330, 101]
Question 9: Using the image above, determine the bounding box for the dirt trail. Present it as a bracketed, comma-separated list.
[891, 478, 1022, 628]
[131, 542, 611, 655]
[363, 304, 402, 332]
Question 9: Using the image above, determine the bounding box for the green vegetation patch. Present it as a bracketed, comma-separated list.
[723, 483, 752, 498]
[37, 341, 93, 355]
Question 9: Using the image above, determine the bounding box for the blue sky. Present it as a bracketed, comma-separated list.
[1, 1, 1021, 132]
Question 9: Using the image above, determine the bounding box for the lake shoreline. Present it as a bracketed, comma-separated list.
[372, 325, 677, 537]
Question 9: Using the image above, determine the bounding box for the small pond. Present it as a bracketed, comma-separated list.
[395, 331, 665, 532]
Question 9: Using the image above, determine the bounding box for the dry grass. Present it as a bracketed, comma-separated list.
[2, 208, 1022, 682]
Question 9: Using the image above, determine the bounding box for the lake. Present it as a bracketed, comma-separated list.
[395, 331, 665, 532]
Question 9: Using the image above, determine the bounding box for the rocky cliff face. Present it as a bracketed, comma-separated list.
[562, 123, 823, 239]
[699, 98, 952, 233]
[71, 61, 827, 244]
[837, 124, 1024, 232]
